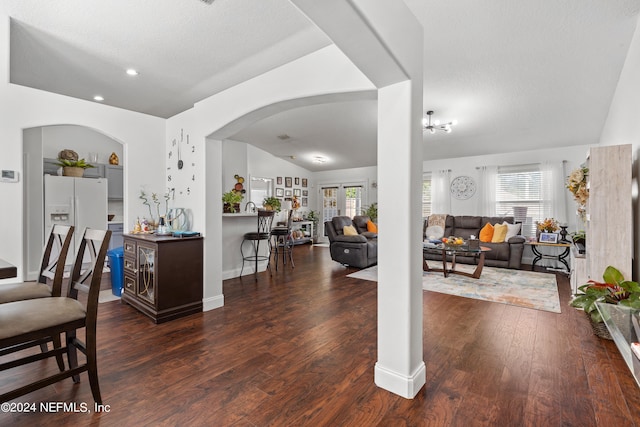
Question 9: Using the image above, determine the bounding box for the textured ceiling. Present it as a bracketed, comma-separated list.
[3, 0, 640, 171]
[6, 0, 331, 118]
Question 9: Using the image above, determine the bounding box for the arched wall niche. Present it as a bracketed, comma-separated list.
[22, 124, 125, 280]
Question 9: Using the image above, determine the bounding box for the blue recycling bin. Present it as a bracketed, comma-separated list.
[107, 247, 124, 297]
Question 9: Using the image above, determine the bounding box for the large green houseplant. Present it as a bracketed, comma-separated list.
[570, 265, 640, 323]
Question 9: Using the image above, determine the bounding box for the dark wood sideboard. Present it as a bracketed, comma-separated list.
[121, 233, 203, 323]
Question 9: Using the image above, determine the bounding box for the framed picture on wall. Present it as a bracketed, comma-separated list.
[295, 177, 300, 185]
[285, 177, 292, 188]
[302, 190, 308, 196]
[302, 178, 308, 187]
[539, 232, 558, 244]
[276, 176, 283, 185]
[293, 188, 301, 197]
[302, 197, 308, 207]
[285, 189, 292, 197]
[275, 188, 284, 197]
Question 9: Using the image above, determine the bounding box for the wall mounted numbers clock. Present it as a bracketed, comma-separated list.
[167, 128, 196, 196]
[450, 175, 476, 200]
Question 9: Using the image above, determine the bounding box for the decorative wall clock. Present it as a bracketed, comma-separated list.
[167, 128, 196, 196]
[450, 175, 476, 200]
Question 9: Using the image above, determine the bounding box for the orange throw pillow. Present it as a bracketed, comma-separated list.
[367, 220, 378, 233]
[479, 222, 494, 242]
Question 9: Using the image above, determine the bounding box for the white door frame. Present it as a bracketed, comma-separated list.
[317, 180, 368, 242]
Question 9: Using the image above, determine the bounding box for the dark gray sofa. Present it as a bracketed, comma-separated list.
[423, 215, 525, 269]
[325, 216, 377, 268]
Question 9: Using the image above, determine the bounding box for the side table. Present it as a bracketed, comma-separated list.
[526, 241, 571, 272]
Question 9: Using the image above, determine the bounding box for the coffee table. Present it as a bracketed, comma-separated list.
[423, 245, 491, 279]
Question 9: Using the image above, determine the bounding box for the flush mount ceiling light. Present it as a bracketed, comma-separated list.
[422, 110, 457, 134]
[93, 95, 104, 102]
[312, 156, 328, 164]
[126, 69, 139, 76]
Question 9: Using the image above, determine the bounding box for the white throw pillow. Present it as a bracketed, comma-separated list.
[425, 225, 445, 239]
[503, 221, 521, 240]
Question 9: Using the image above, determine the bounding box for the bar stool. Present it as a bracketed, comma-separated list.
[270, 209, 295, 270]
[240, 209, 275, 279]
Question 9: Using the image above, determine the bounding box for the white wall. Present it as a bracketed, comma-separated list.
[422, 144, 592, 232]
[40, 125, 123, 166]
[0, 14, 165, 283]
[600, 12, 640, 279]
[165, 45, 375, 311]
[247, 143, 315, 219]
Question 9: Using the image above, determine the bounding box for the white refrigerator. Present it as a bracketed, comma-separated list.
[44, 175, 108, 259]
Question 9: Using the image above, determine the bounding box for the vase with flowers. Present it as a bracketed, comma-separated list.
[536, 217, 559, 241]
[567, 166, 589, 222]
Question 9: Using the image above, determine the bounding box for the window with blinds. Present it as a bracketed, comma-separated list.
[495, 164, 543, 237]
[422, 174, 432, 218]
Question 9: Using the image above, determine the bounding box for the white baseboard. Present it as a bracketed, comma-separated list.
[374, 361, 426, 399]
[203, 294, 224, 311]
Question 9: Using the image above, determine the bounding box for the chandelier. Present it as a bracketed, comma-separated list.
[422, 110, 457, 134]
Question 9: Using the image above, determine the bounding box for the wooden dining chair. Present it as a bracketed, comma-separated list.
[0, 228, 111, 404]
[0, 224, 74, 304]
[0, 224, 74, 371]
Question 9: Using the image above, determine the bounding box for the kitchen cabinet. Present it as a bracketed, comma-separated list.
[122, 234, 203, 323]
[105, 164, 123, 199]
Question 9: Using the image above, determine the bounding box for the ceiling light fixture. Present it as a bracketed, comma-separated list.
[422, 110, 457, 134]
[312, 156, 327, 164]
[93, 95, 104, 102]
[126, 69, 139, 76]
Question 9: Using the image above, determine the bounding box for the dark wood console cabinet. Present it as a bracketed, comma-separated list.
[122, 233, 203, 323]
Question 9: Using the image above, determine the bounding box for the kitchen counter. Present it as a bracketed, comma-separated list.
[222, 212, 258, 217]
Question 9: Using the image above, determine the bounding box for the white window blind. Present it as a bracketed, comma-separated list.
[422, 173, 432, 218]
[495, 164, 543, 237]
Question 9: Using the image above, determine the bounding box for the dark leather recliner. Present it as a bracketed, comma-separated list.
[325, 216, 377, 268]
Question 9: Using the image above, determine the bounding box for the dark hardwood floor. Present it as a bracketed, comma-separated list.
[1, 245, 639, 426]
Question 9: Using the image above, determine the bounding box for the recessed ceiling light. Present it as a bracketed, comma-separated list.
[93, 95, 104, 102]
[126, 69, 139, 76]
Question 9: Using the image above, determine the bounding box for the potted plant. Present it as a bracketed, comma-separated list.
[570, 230, 586, 245]
[56, 158, 95, 177]
[263, 196, 281, 212]
[222, 191, 243, 213]
[362, 203, 378, 223]
[570, 265, 640, 338]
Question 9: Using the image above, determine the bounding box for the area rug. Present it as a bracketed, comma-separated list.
[346, 262, 561, 313]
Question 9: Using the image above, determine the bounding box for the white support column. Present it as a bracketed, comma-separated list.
[290, 0, 424, 398]
[375, 80, 425, 398]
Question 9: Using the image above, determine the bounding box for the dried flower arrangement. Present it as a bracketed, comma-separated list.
[567, 166, 589, 220]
